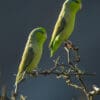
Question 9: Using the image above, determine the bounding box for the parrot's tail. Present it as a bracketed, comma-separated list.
[14, 71, 26, 93]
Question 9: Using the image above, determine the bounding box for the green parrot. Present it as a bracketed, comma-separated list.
[49, 0, 82, 57]
[15, 27, 47, 93]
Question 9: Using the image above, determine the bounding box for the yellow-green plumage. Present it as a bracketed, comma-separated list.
[49, 0, 82, 57]
[15, 27, 47, 93]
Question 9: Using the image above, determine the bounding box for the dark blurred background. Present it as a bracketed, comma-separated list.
[0, 0, 100, 99]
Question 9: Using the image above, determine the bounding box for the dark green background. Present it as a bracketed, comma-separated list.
[0, 0, 100, 99]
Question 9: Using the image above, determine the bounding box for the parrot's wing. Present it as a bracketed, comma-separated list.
[49, 17, 66, 47]
[23, 47, 34, 70]
[56, 17, 66, 34]
[15, 46, 34, 92]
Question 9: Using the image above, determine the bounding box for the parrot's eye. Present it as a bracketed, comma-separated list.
[72, 0, 79, 4]
[36, 30, 44, 34]
[75, 0, 79, 3]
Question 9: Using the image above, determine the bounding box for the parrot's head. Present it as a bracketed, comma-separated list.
[30, 27, 47, 44]
[64, 0, 82, 13]
[70, 0, 82, 12]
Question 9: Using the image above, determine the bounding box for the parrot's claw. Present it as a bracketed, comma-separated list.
[64, 40, 73, 50]
[31, 70, 38, 76]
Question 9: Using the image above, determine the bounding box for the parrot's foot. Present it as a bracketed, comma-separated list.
[64, 40, 79, 50]
[30, 70, 38, 77]
[64, 40, 73, 49]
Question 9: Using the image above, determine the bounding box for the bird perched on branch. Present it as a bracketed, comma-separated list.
[15, 27, 47, 93]
[49, 0, 82, 57]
